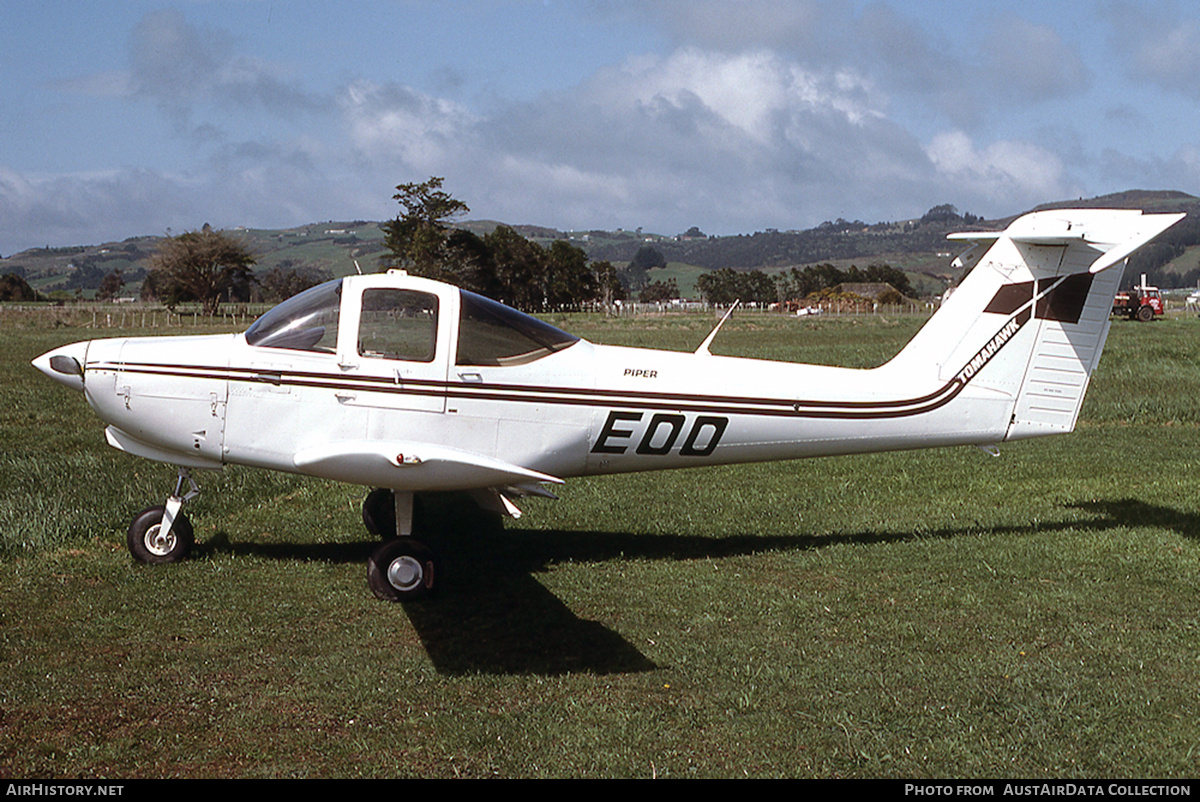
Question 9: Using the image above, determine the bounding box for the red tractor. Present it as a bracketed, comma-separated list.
[1112, 274, 1164, 322]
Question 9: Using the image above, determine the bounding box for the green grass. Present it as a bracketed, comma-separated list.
[2, 312, 1200, 778]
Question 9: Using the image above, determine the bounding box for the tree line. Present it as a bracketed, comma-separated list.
[9, 188, 1200, 313]
[379, 177, 621, 311]
[583, 207, 985, 271]
[693, 262, 915, 307]
[3, 179, 626, 315]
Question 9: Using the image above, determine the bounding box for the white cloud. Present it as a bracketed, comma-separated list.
[925, 130, 1075, 212]
[637, 0, 836, 55]
[123, 9, 322, 142]
[1098, 145, 1200, 193]
[0, 166, 192, 251]
[339, 80, 477, 172]
[451, 46, 931, 232]
[621, 48, 883, 138]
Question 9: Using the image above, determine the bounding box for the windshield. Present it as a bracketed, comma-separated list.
[245, 278, 342, 352]
[456, 290, 579, 367]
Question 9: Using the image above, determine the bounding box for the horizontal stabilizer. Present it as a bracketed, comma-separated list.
[293, 440, 564, 492]
[1086, 212, 1186, 273]
[949, 210, 1186, 273]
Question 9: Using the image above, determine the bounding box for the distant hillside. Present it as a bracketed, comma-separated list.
[575, 217, 971, 273]
[1030, 189, 1200, 215]
[3, 189, 1198, 299]
[0, 222, 389, 300]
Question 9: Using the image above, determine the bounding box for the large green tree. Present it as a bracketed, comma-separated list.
[258, 263, 329, 303]
[638, 277, 679, 303]
[441, 228, 498, 296]
[775, 262, 914, 302]
[147, 226, 256, 315]
[96, 269, 124, 301]
[378, 177, 609, 311]
[591, 260, 626, 308]
[623, 245, 666, 291]
[0, 272, 39, 302]
[485, 225, 548, 311]
[696, 268, 777, 306]
[545, 239, 600, 310]
[380, 177, 470, 277]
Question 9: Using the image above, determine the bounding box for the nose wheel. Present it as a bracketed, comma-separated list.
[127, 504, 195, 563]
[127, 467, 200, 564]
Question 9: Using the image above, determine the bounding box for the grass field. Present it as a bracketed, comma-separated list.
[2, 307, 1199, 778]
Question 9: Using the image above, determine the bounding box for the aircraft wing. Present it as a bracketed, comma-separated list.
[292, 440, 565, 493]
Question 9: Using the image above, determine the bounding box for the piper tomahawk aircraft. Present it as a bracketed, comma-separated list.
[33, 209, 1183, 601]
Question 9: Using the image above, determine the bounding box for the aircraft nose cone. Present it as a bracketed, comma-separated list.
[32, 341, 89, 391]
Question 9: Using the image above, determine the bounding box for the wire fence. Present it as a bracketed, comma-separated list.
[0, 302, 273, 331]
[2, 297, 936, 331]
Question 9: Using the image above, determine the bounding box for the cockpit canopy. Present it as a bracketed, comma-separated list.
[245, 278, 342, 352]
[244, 277, 579, 366]
[456, 290, 578, 366]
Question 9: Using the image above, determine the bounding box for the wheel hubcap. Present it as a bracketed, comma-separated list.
[144, 524, 176, 557]
[386, 555, 424, 592]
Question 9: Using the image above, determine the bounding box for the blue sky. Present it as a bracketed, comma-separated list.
[3, 0, 1200, 255]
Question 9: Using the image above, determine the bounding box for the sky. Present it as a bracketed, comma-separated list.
[3, 0, 1200, 256]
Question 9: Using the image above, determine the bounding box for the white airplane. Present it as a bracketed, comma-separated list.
[33, 208, 1183, 602]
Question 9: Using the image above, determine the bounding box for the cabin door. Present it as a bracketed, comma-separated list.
[338, 283, 450, 415]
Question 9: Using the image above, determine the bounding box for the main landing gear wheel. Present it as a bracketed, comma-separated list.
[367, 538, 437, 602]
[362, 487, 396, 537]
[127, 505, 194, 564]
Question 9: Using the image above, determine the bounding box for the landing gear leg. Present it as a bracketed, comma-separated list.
[365, 489, 437, 602]
[362, 487, 426, 538]
[127, 467, 199, 564]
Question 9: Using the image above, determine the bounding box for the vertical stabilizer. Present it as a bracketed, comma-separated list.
[881, 209, 1184, 442]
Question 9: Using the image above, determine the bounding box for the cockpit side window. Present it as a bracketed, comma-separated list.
[456, 290, 579, 367]
[358, 289, 439, 363]
[245, 278, 342, 353]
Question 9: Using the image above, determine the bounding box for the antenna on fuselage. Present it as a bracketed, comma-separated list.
[695, 301, 740, 356]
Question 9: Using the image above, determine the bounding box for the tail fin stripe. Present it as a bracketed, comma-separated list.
[1035, 273, 1094, 323]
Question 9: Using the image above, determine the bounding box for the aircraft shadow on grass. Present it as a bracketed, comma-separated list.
[195, 495, 1196, 676]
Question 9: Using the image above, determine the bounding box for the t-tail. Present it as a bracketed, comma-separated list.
[881, 208, 1185, 442]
